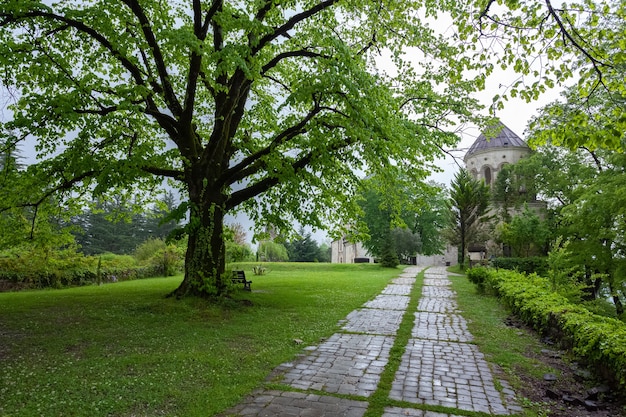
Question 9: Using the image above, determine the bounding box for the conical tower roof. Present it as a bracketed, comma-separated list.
[464, 121, 528, 161]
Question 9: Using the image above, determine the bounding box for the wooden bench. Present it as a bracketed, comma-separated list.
[231, 270, 252, 291]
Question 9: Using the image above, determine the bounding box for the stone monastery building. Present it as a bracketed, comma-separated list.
[331, 121, 534, 264]
[463, 122, 531, 186]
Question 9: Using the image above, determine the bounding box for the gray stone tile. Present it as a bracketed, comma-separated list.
[281, 333, 394, 397]
[417, 296, 459, 314]
[341, 308, 405, 335]
[411, 312, 473, 342]
[391, 339, 511, 414]
[382, 284, 413, 296]
[363, 294, 410, 310]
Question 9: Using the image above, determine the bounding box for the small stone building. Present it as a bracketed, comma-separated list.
[331, 237, 374, 264]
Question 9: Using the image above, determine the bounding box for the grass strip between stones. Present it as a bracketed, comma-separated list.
[363, 268, 502, 417]
[362, 268, 426, 417]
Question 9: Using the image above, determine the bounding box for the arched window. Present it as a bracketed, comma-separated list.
[484, 166, 492, 186]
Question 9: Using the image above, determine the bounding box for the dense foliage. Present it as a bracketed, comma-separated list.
[72, 193, 180, 255]
[284, 228, 330, 263]
[490, 257, 549, 277]
[0, 240, 185, 290]
[466, 267, 626, 391]
[499, 142, 626, 315]
[358, 179, 448, 266]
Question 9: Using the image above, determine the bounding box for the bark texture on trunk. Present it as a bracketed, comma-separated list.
[170, 185, 228, 298]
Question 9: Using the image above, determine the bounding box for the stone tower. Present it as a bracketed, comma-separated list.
[463, 121, 531, 187]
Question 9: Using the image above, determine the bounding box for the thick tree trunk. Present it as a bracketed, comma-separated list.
[169, 185, 228, 298]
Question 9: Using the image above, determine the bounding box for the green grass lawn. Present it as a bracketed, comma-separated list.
[0, 263, 400, 417]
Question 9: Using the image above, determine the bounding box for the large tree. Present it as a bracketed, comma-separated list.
[357, 177, 446, 263]
[285, 228, 320, 262]
[0, 1, 483, 297]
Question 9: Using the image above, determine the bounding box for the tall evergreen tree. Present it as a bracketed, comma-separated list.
[285, 228, 320, 262]
[446, 169, 490, 269]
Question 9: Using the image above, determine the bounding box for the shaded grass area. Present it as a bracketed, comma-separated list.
[448, 269, 555, 416]
[0, 263, 399, 417]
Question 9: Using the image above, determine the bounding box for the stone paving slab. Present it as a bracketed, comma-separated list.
[422, 278, 451, 287]
[219, 266, 521, 417]
[424, 269, 448, 278]
[390, 339, 510, 415]
[221, 389, 369, 417]
[421, 286, 456, 299]
[363, 294, 410, 311]
[382, 284, 413, 295]
[341, 308, 405, 335]
[281, 333, 394, 397]
[382, 407, 464, 417]
[417, 297, 458, 314]
[391, 277, 415, 285]
[411, 312, 472, 342]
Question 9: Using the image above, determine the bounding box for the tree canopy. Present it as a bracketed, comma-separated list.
[357, 177, 447, 264]
[471, 0, 625, 143]
[0, 0, 485, 297]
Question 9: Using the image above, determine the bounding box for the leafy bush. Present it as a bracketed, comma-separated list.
[0, 245, 172, 290]
[257, 241, 289, 262]
[466, 266, 492, 293]
[252, 265, 268, 276]
[491, 256, 548, 275]
[134, 238, 184, 276]
[471, 268, 626, 390]
[225, 240, 254, 263]
[134, 238, 167, 262]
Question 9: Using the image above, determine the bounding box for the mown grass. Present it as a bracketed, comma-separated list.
[0, 262, 399, 417]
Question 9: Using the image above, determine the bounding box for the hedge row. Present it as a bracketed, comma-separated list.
[0, 255, 165, 289]
[490, 256, 548, 276]
[467, 267, 626, 390]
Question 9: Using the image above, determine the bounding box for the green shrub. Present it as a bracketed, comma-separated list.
[134, 238, 184, 276]
[252, 265, 268, 276]
[134, 238, 167, 262]
[0, 246, 172, 290]
[466, 266, 492, 293]
[491, 256, 548, 275]
[476, 268, 626, 390]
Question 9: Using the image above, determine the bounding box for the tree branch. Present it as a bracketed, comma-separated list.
[261, 49, 329, 75]
[120, 0, 183, 117]
[141, 165, 185, 180]
[221, 102, 323, 186]
[2, 11, 148, 90]
[544, 0, 609, 82]
[226, 128, 356, 210]
[251, 0, 338, 55]
[201, 0, 221, 37]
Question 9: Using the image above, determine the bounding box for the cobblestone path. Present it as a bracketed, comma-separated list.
[219, 267, 522, 417]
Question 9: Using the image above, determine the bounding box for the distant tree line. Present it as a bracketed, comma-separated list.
[71, 192, 180, 255]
